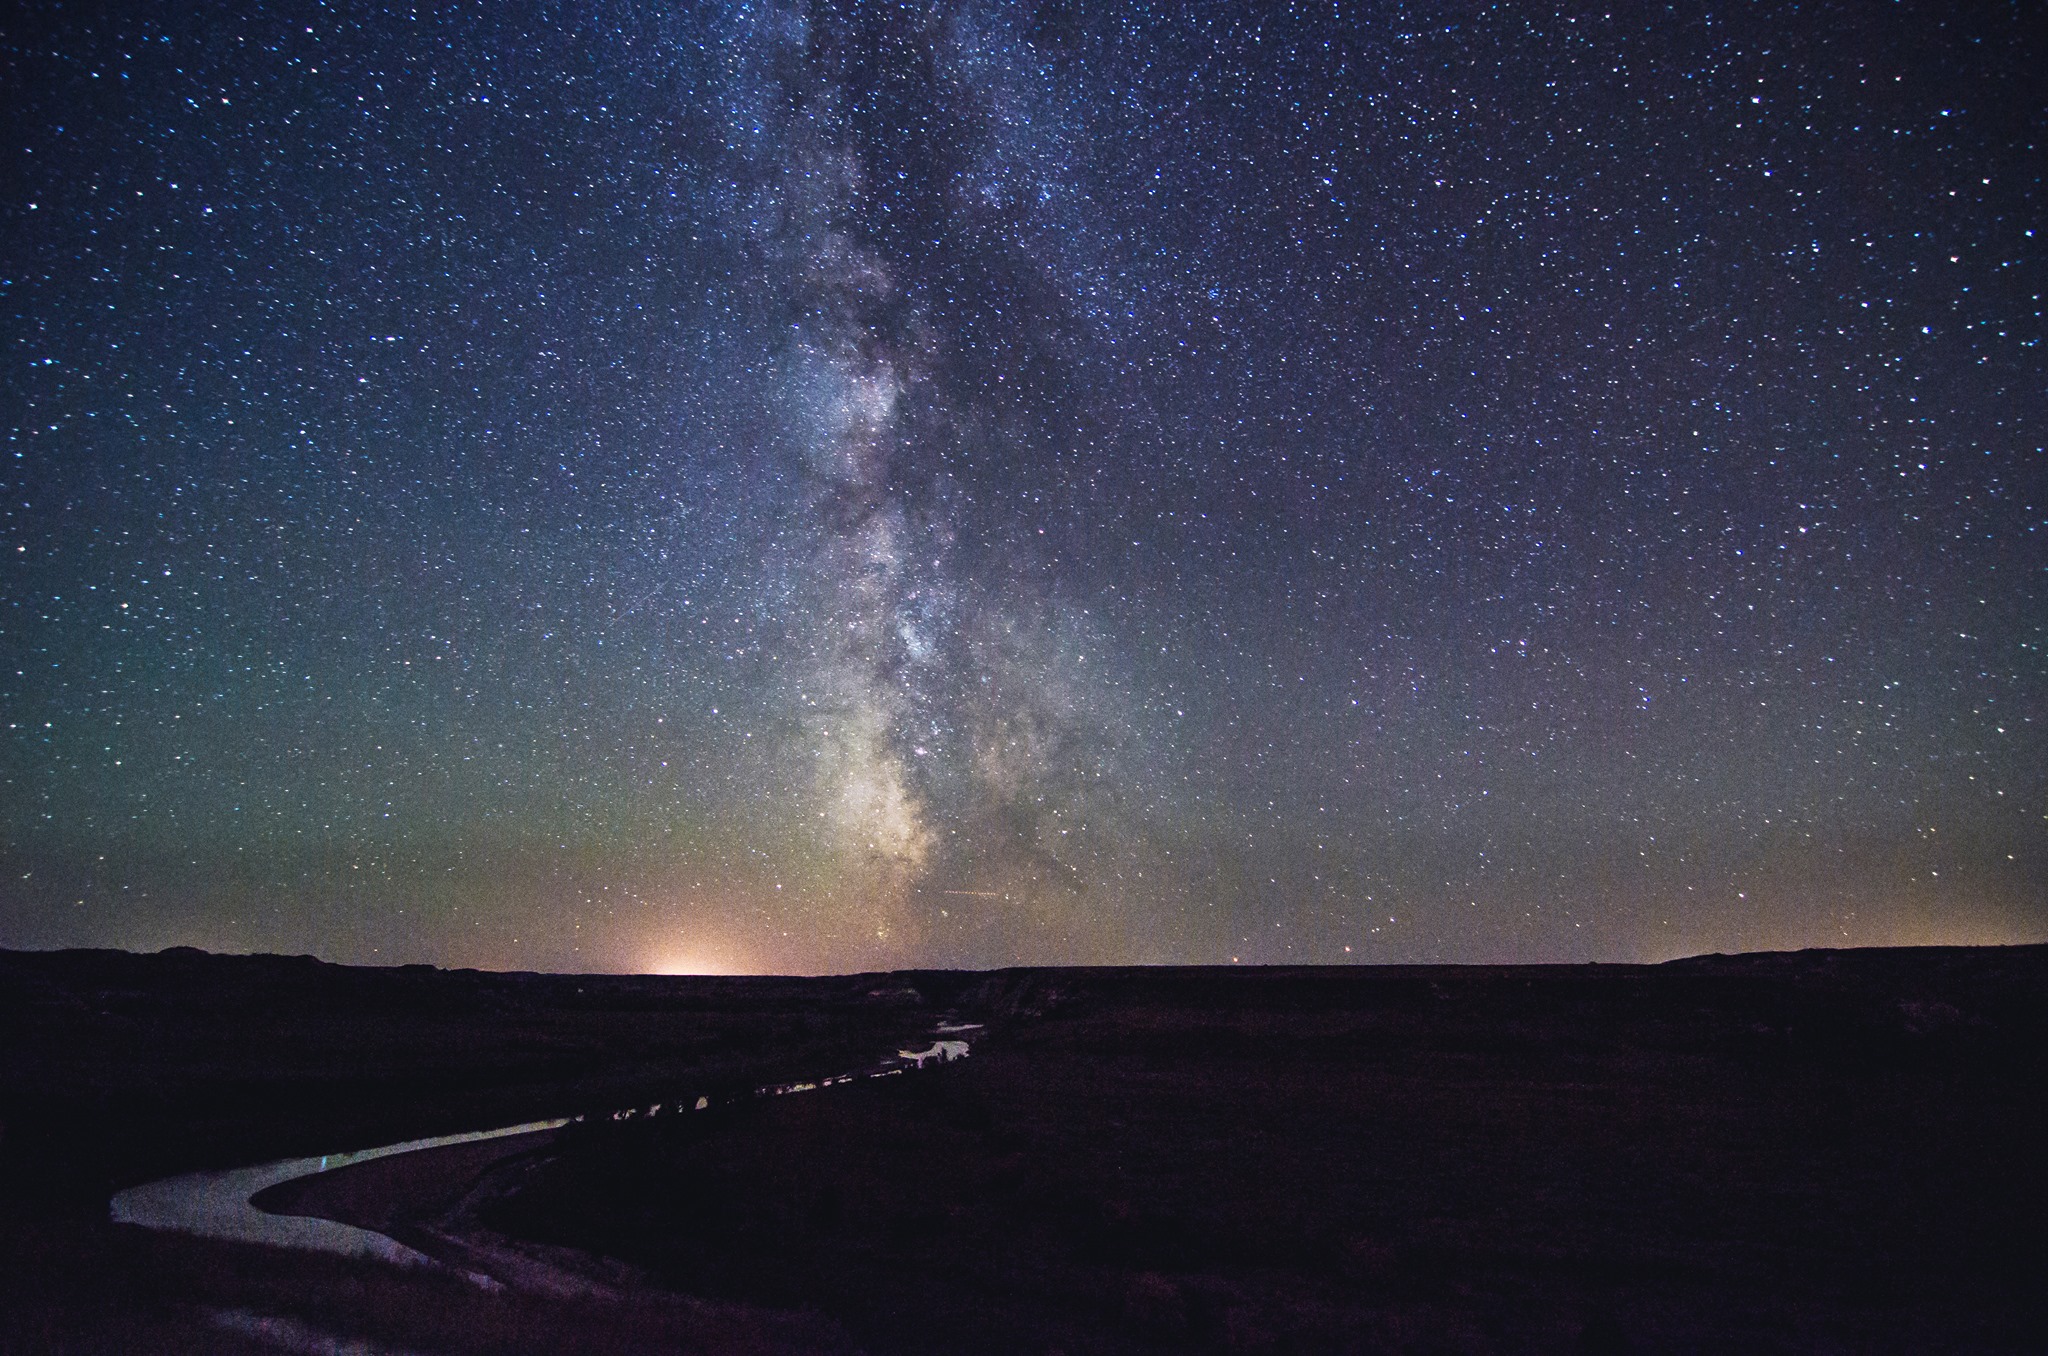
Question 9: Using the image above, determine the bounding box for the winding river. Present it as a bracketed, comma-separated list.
[108, 1119, 569, 1270]
[109, 1020, 980, 1275]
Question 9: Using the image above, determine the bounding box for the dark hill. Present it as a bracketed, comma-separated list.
[488, 947, 2047, 1355]
[0, 945, 979, 1205]
[1, 945, 2041, 1353]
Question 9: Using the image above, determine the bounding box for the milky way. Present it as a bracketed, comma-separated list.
[730, 2, 1176, 959]
[2, 1, 2041, 971]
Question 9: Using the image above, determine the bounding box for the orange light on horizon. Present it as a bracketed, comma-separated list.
[642, 947, 756, 976]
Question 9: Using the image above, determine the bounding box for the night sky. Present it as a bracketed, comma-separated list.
[3, 1, 2041, 974]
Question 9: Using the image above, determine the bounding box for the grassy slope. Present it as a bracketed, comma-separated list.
[0, 946, 966, 1353]
[1, 946, 2040, 1353]
[488, 952, 2048, 1355]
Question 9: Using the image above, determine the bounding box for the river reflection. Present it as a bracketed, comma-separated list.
[108, 1120, 566, 1270]
[110, 1019, 976, 1272]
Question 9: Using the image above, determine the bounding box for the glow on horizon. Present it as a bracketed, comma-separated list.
[640, 943, 761, 977]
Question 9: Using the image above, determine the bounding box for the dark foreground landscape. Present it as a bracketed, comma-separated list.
[3, 945, 2043, 1354]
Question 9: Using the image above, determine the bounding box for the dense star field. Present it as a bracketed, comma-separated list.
[2, 1, 2040, 972]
